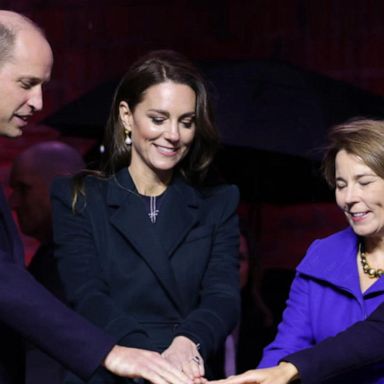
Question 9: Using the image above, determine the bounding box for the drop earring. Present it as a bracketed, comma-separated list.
[125, 129, 132, 145]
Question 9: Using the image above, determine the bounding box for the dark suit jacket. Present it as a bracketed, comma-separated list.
[0, 188, 115, 383]
[284, 302, 384, 383]
[26, 243, 66, 384]
[28, 242, 65, 301]
[52, 169, 241, 382]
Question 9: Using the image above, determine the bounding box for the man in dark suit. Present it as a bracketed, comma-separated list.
[0, 9, 189, 384]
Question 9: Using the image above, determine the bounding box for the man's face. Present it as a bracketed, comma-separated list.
[0, 28, 53, 137]
[9, 160, 51, 241]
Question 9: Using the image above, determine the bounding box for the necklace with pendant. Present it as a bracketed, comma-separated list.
[112, 174, 164, 223]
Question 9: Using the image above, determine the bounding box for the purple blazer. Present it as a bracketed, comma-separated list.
[0, 188, 115, 383]
[258, 227, 384, 383]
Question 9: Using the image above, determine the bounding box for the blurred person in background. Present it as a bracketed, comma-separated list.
[9, 141, 85, 383]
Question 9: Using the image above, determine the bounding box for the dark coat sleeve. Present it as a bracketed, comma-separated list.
[51, 177, 153, 350]
[0, 191, 116, 380]
[174, 185, 241, 358]
[283, 302, 384, 383]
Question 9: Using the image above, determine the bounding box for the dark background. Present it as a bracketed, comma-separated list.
[0, 0, 379, 269]
[4, 0, 384, 116]
[1, 1, 379, 363]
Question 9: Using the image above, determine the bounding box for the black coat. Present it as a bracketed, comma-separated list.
[52, 169, 241, 383]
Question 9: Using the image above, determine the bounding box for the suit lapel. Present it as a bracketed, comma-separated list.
[0, 187, 24, 265]
[107, 170, 197, 314]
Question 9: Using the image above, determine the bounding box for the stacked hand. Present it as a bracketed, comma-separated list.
[104, 345, 192, 384]
[102, 338, 300, 384]
[208, 363, 299, 384]
[162, 336, 205, 383]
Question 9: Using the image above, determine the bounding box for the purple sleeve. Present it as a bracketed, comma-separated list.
[258, 273, 314, 368]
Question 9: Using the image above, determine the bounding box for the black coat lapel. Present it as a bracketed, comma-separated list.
[155, 176, 199, 257]
[107, 169, 190, 313]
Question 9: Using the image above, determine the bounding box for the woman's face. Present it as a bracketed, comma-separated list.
[335, 149, 384, 239]
[120, 81, 196, 178]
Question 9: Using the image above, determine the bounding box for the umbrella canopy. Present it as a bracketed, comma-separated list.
[44, 79, 119, 138]
[213, 146, 331, 203]
[43, 59, 384, 202]
[44, 59, 384, 157]
[203, 59, 384, 160]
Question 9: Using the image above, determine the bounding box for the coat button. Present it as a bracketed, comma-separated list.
[173, 323, 180, 331]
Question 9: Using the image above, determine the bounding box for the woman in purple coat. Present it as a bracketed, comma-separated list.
[255, 119, 384, 384]
[253, 118, 384, 383]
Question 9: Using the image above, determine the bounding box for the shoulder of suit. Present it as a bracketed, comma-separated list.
[194, 184, 240, 213]
[51, 175, 73, 196]
[52, 174, 108, 194]
[51, 174, 110, 211]
[82, 173, 110, 189]
[196, 183, 239, 200]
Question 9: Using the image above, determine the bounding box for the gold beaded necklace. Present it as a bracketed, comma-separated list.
[359, 242, 384, 279]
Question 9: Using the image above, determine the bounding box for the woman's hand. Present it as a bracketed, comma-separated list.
[162, 336, 205, 381]
[103, 345, 192, 384]
[208, 363, 299, 384]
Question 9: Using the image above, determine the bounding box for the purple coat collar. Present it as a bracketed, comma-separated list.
[297, 226, 384, 298]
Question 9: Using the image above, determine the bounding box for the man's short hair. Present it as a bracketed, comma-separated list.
[0, 12, 45, 68]
[0, 22, 15, 67]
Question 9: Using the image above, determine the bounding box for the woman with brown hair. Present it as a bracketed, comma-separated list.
[52, 50, 240, 383]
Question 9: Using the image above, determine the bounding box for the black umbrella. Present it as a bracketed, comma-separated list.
[43, 59, 384, 202]
[44, 78, 119, 138]
[211, 145, 330, 203]
[202, 59, 384, 160]
[45, 59, 384, 155]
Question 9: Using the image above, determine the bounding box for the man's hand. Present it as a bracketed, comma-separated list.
[103, 345, 192, 384]
[209, 362, 299, 384]
[162, 336, 205, 382]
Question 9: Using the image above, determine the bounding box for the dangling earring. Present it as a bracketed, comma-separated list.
[125, 129, 132, 145]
